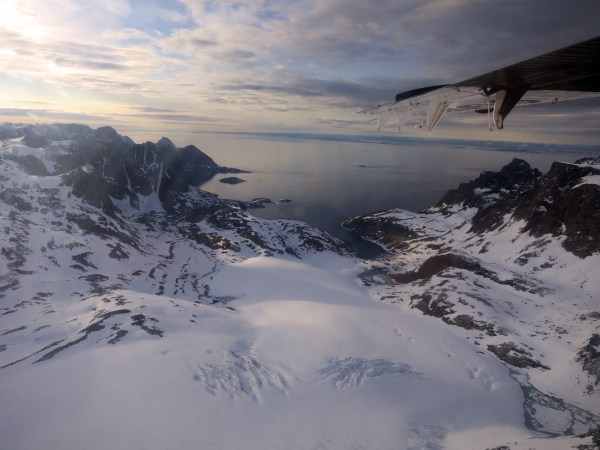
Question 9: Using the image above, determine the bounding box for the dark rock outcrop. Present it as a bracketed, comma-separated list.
[438, 158, 541, 210]
[60, 137, 227, 213]
[410, 292, 455, 318]
[443, 157, 600, 257]
[343, 215, 418, 250]
[36, 129, 244, 214]
[487, 342, 550, 370]
[577, 334, 600, 390]
[442, 314, 497, 336]
[513, 158, 600, 257]
[438, 158, 542, 234]
[391, 253, 491, 283]
[219, 176, 246, 184]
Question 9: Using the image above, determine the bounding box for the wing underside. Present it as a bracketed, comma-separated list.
[365, 35, 600, 132]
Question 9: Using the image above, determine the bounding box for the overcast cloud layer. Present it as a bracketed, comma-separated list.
[1, 0, 599, 143]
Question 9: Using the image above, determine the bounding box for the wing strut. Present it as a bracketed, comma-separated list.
[486, 95, 492, 131]
[492, 89, 526, 129]
[427, 101, 449, 132]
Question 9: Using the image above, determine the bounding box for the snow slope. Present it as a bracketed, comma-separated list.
[0, 253, 529, 450]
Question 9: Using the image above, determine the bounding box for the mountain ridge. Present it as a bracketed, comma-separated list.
[344, 157, 600, 439]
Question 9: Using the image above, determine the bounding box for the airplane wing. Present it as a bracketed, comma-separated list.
[363, 35, 600, 132]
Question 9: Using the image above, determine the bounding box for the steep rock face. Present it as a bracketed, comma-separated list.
[2, 124, 257, 219]
[432, 157, 600, 257]
[43, 128, 241, 214]
[513, 158, 600, 257]
[437, 158, 542, 210]
[341, 215, 418, 250]
[436, 156, 600, 257]
[577, 334, 600, 391]
[440, 159, 541, 234]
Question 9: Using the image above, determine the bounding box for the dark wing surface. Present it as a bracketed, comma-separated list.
[363, 36, 600, 132]
[455, 35, 600, 94]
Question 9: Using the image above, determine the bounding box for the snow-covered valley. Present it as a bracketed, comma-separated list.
[1, 124, 598, 449]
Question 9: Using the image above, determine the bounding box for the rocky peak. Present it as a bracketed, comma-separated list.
[22, 123, 97, 147]
[434, 157, 600, 257]
[94, 126, 133, 150]
[514, 158, 600, 257]
[576, 155, 600, 167]
[156, 137, 177, 152]
[95, 126, 120, 142]
[499, 157, 535, 175]
[437, 158, 541, 211]
[0, 124, 243, 215]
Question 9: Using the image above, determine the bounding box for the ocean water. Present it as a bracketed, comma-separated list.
[170, 132, 598, 257]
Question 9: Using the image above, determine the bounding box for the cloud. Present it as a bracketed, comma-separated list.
[223, 49, 257, 60]
[131, 106, 181, 113]
[122, 111, 222, 123]
[102, 28, 153, 42]
[99, 0, 131, 17]
[0, 108, 111, 122]
[52, 57, 129, 71]
[219, 73, 445, 109]
[0, 0, 598, 142]
[164, 0, 600, 104]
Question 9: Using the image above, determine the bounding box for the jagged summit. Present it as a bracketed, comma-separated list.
[0, 123, 250, 215]
[436, 158, 540, 213]
[156, 136, 177, 151]
[430, 157, 600, 257]
[514, 157, 600, 257]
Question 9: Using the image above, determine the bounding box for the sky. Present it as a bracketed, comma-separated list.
[0, 0, 599, 144]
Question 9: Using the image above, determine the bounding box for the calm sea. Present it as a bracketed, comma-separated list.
[167, 132, 599, 257]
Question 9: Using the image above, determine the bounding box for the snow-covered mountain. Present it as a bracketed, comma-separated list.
[344, 157, 600, 444]
[1, 124, 598, 450]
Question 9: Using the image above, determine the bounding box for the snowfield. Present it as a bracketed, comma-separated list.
[1, 253, 529, 450]
[1, 125, 598, 449]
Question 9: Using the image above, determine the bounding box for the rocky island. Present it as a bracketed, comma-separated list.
[219, 176, 247, 184]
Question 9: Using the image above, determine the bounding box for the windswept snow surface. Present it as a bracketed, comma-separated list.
[0, 253, 528, 450]
[1, 130, 598, 449]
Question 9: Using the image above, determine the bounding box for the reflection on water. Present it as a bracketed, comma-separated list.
[172, 133, 593, 258]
